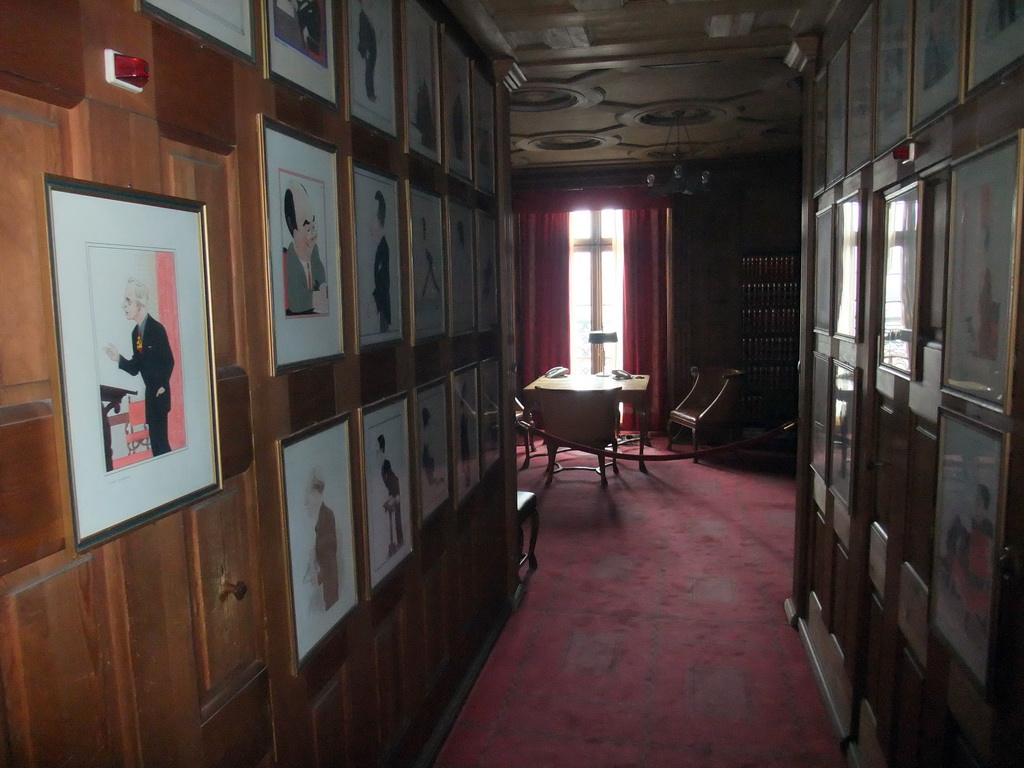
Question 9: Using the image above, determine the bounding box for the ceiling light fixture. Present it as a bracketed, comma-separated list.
[645, 116, 710, 196]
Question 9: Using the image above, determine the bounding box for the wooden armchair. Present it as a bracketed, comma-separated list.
[666, 367, 744, 461]
[531, 386, 621, 486]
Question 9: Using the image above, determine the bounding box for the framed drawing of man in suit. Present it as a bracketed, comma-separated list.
[45, 177, 220, 550]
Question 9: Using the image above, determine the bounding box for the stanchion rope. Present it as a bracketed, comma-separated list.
[519, 420, 797, 463]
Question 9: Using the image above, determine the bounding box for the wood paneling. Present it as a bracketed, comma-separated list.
[0, 93, 64, 397]
[0, 0, 84, 107]
[0, 555, 127, 767]
[184, 487, 261, 701]
[200, 664, 271, 768]
[216, 366, 254, 479]
[0, 404, 64, 577]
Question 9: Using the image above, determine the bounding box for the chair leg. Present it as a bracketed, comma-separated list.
[519, 425, 532, 469]
[611, 442, 619, 474]
[526, 510, 539, 570]
[693, 429, 700, 463]
[544, 443, 557, 487]
[599, 455, 608, 486]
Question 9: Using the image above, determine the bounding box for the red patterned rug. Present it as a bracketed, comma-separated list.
[433, 445, 844, 768]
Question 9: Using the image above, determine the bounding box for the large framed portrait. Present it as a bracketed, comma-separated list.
[264, 0, 336, 105]
[825, 44, 847, 187]
[479, 357, 501, 472]
[912, 0, 962, 128]
[45, 177, 220, 550]
[405, 0, 440, 161]
[834, 193, 862, 340]
[846, 5, 874, 171]
[448, 199, 476, 335]
[814, 206, 833, 333]
[280, 415, 357, 666]
[415, 380, 449, 523]
[829, 361, 857, 505]
[444, 35, 473, 182]
[361, 396, 412, 588]
[944, 137, 1020, 409]
[472, 66, 495, 193]
[411, 187, 445, 341]
[880, 183, 921, 376]
[875, 0, 910, 153]
[262, 117, 343, 372]
[140, 0, 255, 60]
[969, 0, 1024, 91]
[475, 211, 498, 330]
[931, 412, 1006, 691]
[452, 365, 479, 504]
[354, 165, 402, 348]
[348, 0, 396, 135]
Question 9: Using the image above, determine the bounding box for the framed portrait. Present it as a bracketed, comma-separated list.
[349, 0, 396, 135]
[140, 0, 255, 60]
[475, 211, 498, 330]
[810, 353, 830, 481]
[472, 66, 496, 193]
[931, 412, 1006, 691]
[944, 137, 1020, 409]
[912, 0, 962, 128]
[879, 183, 921, 376]
[44, 177, 220, 550]
[452, 365, 479, 504]
[846, 5, 874, 171]
[411, 187, 445, 341]
[448, 199, 476, 335]
[875, 0, 910, 153]
[444, 35, 473, 182]
[829, 361, 857, 505]
[825, 43, 847, 186]
[265, 0, 336, 105]
[834, 193, 862, 340]
[262, 118, 343, 372]
[969, 0, 1024, 91]
[405, 0, 440, 161]
[812, 72, 828, 195]
[361, 396, 412, 588]
[354, 165, 402, 348]
[280, 415, 357, 665]
[814, 205, 833, 333]
[479, 357, 501, 472]
[415, 380, 449, 523]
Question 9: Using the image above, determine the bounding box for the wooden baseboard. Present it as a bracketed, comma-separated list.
[412, 599, 513, 768]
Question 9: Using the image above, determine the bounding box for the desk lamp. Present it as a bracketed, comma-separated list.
[588, 330, 618, 376]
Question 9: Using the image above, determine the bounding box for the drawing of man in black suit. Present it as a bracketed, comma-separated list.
[104, 278, 175, 456]
[370, 190, 391, 333]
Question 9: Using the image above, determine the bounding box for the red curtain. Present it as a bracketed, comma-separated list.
[623, 207, 669, 431]
[516, 211, 571, 389]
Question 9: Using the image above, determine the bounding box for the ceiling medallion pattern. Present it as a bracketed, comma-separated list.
[509, 83, 605, 112]
[515, 134, 621, 152]
[618, 101, 732, 128]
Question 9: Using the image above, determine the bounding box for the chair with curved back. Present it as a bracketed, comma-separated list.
[531, 386, 621, 486]
[666, 367, 744, 462]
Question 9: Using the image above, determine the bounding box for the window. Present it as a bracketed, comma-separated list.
[568, 209, 624, 375]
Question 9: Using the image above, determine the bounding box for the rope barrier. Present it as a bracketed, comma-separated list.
[519, 420, 797, 463]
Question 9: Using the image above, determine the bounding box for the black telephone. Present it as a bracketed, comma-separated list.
[611, 369, 633, 380]
[545, 366, 569, 378]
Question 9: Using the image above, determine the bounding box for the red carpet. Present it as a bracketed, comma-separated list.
[433, 444, 844, 768]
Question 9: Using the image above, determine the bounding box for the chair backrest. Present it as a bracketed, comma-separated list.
[531, 386, 621, 450]
[680, 367, 744, 423]
[128, 399, 148, 428]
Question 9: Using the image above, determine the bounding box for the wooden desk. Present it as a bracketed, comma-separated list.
[523, 374, 651, 473]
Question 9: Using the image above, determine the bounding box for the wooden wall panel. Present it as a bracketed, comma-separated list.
[312, 671, 352, 768]
[184, 486, 262, 703]
[160, 139, 239, 365]
[0, 555, 127, 767]
[0, 404, 63, 577]
[119, 515, 203, 765]
[0, 0, 84, 107]
[374, 605, 408, 757]
[0, 93, 64, 401]
[200, 665, 271, 768]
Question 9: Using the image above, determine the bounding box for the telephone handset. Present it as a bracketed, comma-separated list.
[545, 366, 569, 378]
[611, 369, 633, 380]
